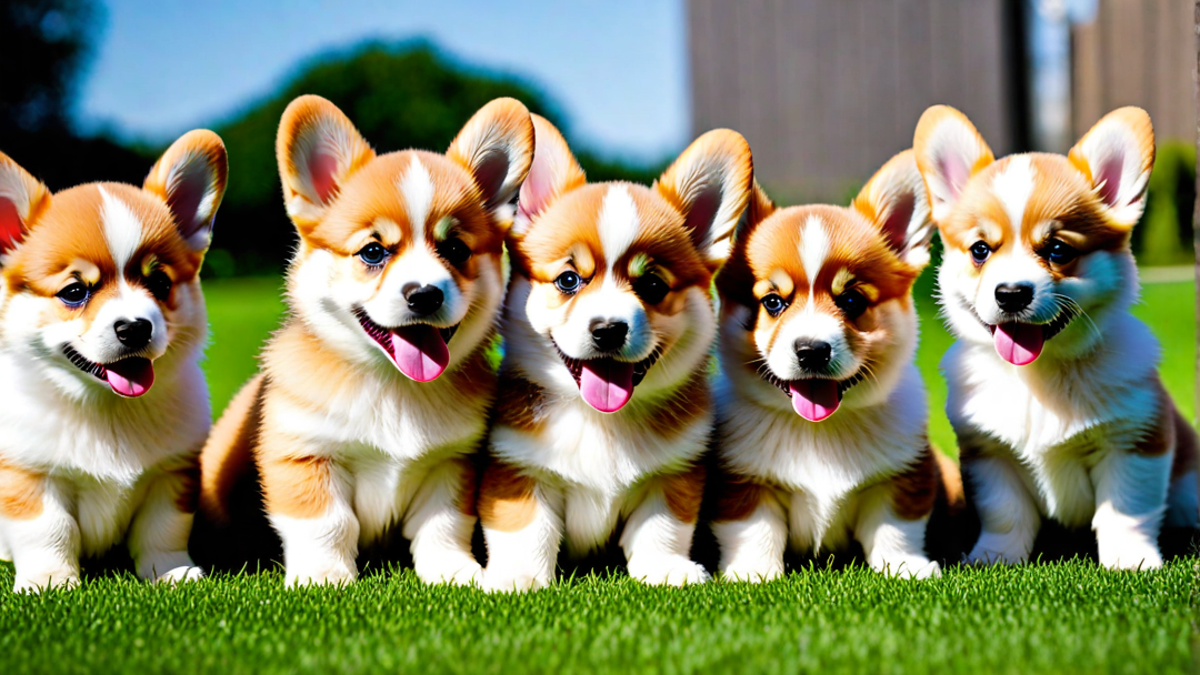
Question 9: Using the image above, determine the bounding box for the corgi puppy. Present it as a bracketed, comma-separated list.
[193, 96, 533, 587]
[710, 150, 953, 580]
[913, 105, 1199, 569]
[0, 131, 227, 591]
[476, 116, 752, 591]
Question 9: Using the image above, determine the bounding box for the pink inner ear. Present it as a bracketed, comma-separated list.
[168, 167, 210, 238]
[1095, 153, 1125, 207]
[0, 197, 24, 253]
[517, 155, 556, 221]
[938, 152, 969, 198]
[308, 148, 340, 204]
[472, 149, 511, 208]
[880, 191, 916, 253]
[684, 183, 722, 249]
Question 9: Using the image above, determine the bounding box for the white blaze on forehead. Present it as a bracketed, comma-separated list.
[799, 214, 830, 285]
[399, 155, 435, 240]
[991, 155, 1035, 237]
[99, 187, 144, 272]
[598, 185, 639, 263]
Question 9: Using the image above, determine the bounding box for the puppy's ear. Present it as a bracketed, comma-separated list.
[144, 129, 228, 252]
[732, 179, 776, 244]
[447, 98, 535, 218]
[655, 128, 753, 267]
[511, 114, 586, 237]
[913, 105, 995, 224]
[853, 150, 934, 268]
[0, 151, 51, 257]
[276, 95, 375, 231]
[1068, 107, 1155, 228]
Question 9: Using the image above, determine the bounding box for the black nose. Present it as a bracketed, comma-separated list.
[794, 339, 832, 371]
[995, 283, 1034, 313]
[590, 320, 629, 352]
[404, 284, 444, 316]
[114, 319, 153, 350]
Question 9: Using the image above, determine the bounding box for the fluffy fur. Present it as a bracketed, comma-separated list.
[477, 116, 753, 591]
[913, 105, 1199, 569]
[192, 96, 534, 586]
[0, 130, 227, 591]
[711, 150, 959, 580]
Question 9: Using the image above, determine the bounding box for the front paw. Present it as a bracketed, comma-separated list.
[154, 565, 205, 585]
[720, 562, 784, 583]
[966, 533, 1030, 565]
[627, 556, 710, 587]
[875, 556, 941, 579]
[14, 570, 80, 594]
[416, 554, 483, 587]
[481, 567, 552, 593]
[1099, 542, 1163, 571]
[285, 561, 357, 588]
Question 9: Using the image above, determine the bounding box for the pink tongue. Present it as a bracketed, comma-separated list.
[994, 323, 1044, 366]
[105, 358, 155, 397]
[789, 379, 841, 422]
[579, 359, 635, 413]
[390, 325, 450, 382]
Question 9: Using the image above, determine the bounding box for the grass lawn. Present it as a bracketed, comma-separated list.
[1, 272, 1196, 674]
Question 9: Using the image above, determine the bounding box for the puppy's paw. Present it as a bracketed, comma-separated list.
[875, 556, 941, 579]
[967, 533, 1030, 566]
[154, 565, 205, 585]
[285, 561, 357, 588]
[481, 567, 551, 593]
[416, 554, 483, 587]
[628, 556, 710, 587]
[13, 571, 80, 594]
[720, 563, 784, 583]
[1099, 544, 1163, 571]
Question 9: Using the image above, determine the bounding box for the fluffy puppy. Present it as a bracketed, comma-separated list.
[0, 131, 227, 591]
[913, 105, 1198, 569]
[194, 96, 533, 586]
[477, 116, 753, 591]
[711, 151, 954, 580]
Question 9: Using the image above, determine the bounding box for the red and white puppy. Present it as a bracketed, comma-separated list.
[0, 131, 226, 591]
[194, 96, 532, 586]
[914, 105, 1199, 569]
[712, 151, 950, 580]
[477, 116, 752, 591]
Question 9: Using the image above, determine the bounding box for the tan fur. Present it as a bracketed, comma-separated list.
[197, 373, 266, 525]
[662, 462, 706, 524]
[0, 458, 44, 520]
[478, 461, 538, 533]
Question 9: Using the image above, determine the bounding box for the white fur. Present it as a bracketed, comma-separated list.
[99, 188, 144, 272]
[712, 500, 787, 582]
[549, 278, 652, 362]
[991, 156, 1035, 234]
[399, 156, 434, 240]
[481, 485, 562, 592]
[799, 215, 829, 290]
[598, 185, 639, 263]
[621, 484, 709, 586]
[764, 309, 855, 381]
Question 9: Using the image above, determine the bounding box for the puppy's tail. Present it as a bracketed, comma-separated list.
[925, 447, 977, 565]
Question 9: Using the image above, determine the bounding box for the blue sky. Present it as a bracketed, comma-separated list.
[76, 0, 688, 162]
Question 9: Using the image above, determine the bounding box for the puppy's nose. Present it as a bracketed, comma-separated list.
[114, 319, 153, 350]
[404, 284, 444, 316]
[995, 283, 1034, 313]
[794, 339, 832, 371]
[590, 320, 629, 353]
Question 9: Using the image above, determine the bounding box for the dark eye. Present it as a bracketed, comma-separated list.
[357, 242, 389, 266]
[835, 289, 868, 320]
[57, 282, 89, 308]
[146, 270, 172, 302]
[437, 236, 471, 266]
[1044, 240, 1078, 265]
[761, 293, 787, 317]
[633, 273, 669, 305]
[554, 270, 583, 294]
[970, 241, 992, 264]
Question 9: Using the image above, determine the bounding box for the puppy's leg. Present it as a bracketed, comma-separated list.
[621, 464, 709, 587]
[711, 477, 786, 582]
[1, 470, 80, 593]
[1092, 449, 1170, 570]
[261, 452, 359, 587]
[965, 454, 1040, 565]
[127, 460, 204, 583]
[855, 491, 939, 580]
[403, 456, 482, 586]
[479, 461, 562, 592]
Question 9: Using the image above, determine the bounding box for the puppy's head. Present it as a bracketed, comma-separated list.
[914, 105, 1154, 364]
[277, 96, 533, 381]
[717, 151, 933, 421]
[0, 131, 226, 399]
[507, 116, 752, 413]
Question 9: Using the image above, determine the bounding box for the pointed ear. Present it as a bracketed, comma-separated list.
[655, 128, 753, 266]
[0, 151, 51, 257]
[143, 129, 228, 252]
[913, 105, 995, 224]
[1068, 107, 1155, 228]
[512, 114, 586, 237]
[447, 97, 535, 216]
[732, 179, 776, 244]
[853, 150, 934, 268]
[276, 95, 375, 229]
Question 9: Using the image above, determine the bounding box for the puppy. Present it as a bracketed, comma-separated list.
[913, 105, 1199, 569]
[711, 150, 953, 580]
[0, 131, 227, 591]
[477, 116, 752, 591]
[193, 96, 533, 586]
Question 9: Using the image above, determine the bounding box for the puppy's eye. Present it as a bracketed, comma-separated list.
[555, 270, 583, 294]
[57, 283, 89, 308]
[146, 270, 172, 302]
[969, 241, 992, 264]
[761, 293, 787, 317]
[437, 236, 471, 266]
[357, 242, 389, 266]
[633, 273, 669, 305]
[1044, 240, 1078, 265]
[835, 289, 868, 320]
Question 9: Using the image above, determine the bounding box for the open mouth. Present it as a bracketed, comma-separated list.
[757, 362, 863, 423]
[554, 343, 662, 414]
[962, 299, 1076, 366]
[354, 308, 459, 382]
[62, 345, 155, 398]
